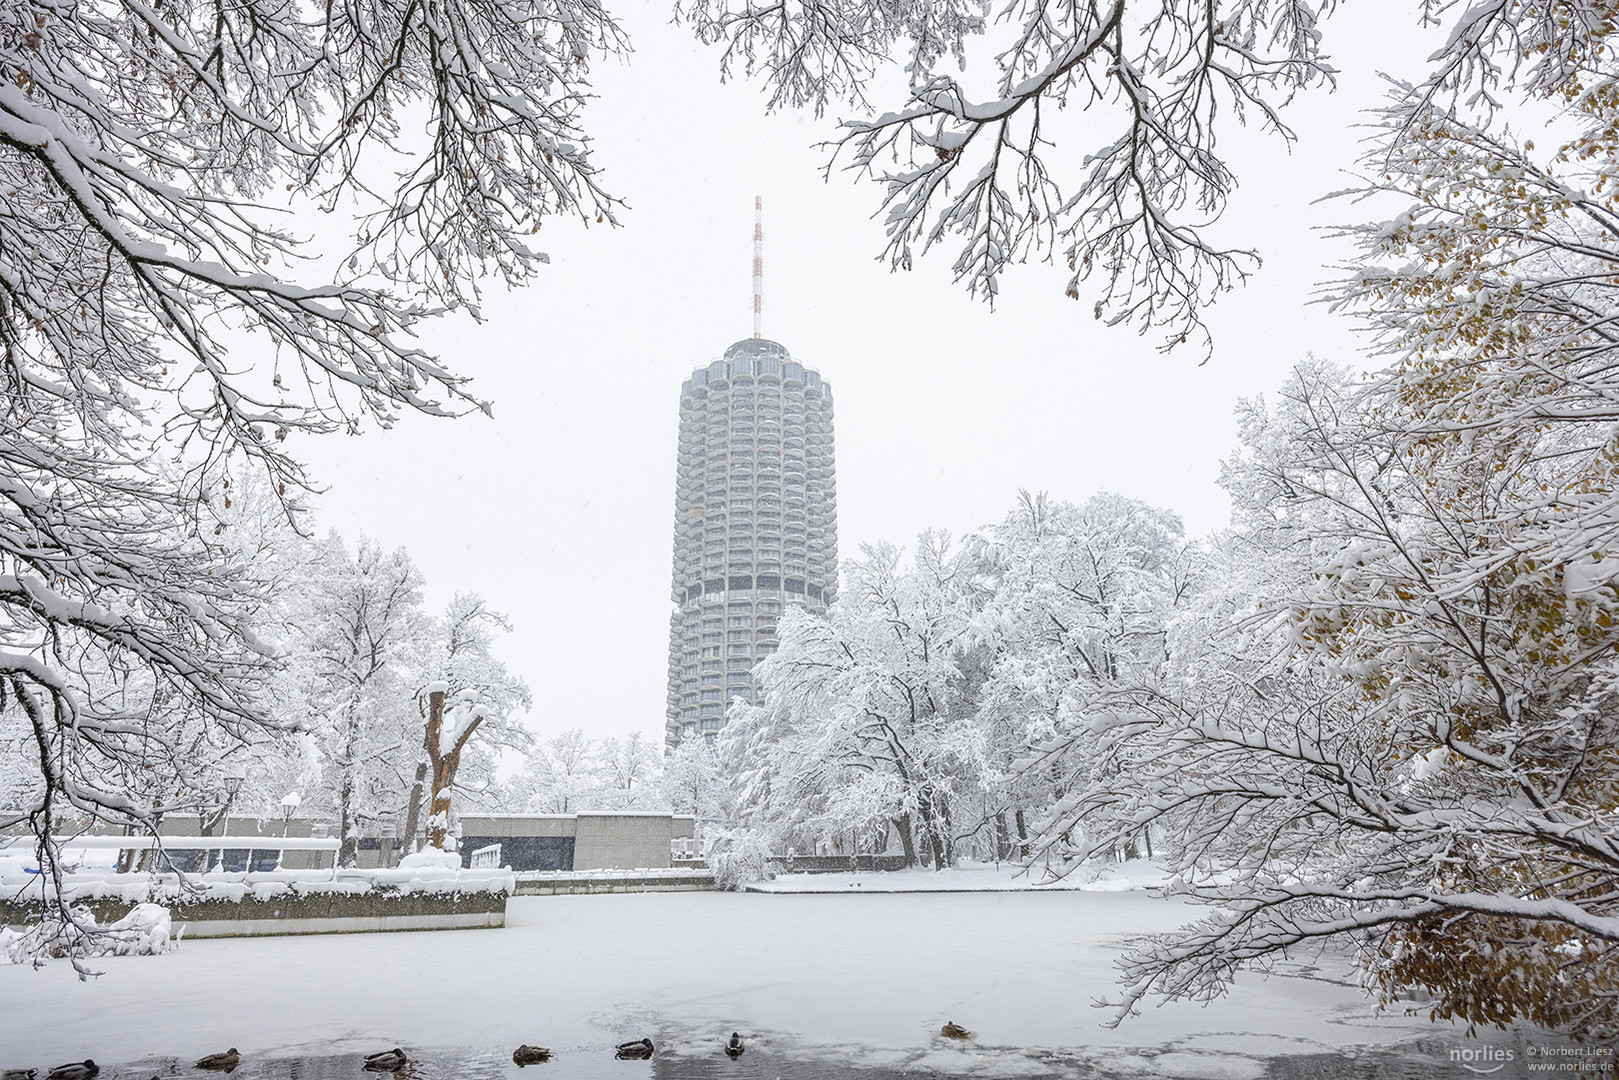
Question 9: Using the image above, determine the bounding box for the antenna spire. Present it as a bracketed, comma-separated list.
[752, 196, 763, 339]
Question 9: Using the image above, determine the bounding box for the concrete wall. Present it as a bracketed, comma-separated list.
[457, 813, 695, 871]
[458, 815, 578, 838]
[457, 815, 575, 872]
[574, 813, 690, 871]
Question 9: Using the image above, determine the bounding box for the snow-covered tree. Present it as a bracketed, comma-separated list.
[287, 536, 432, 866]
[1, 0, 618, 908]
[596, 731, 666, 810]
[499, 727, 670, 814]
[661, 737, 731, 823]
[1041, 362, 1619, 1041]
[413, 595, 532, 849]
[724, 499, 1198, 871]
[967, 6, 1619, 1037]
[504, 729, 603, 814]
[735, 535, 988, 867]
[1320, 64, 1619, 1029]
[976, 491, 1193, 863]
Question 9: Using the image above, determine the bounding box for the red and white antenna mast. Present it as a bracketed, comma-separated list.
[752, 195, 764, 339]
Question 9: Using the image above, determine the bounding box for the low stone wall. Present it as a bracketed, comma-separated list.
[514, 869, 714, 895]
[768, 854, 910, 874]
[0, 886, 510, 938]
[1, 858, 515, 939]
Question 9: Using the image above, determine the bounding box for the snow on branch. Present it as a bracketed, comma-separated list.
[680, 0, 1335, 352]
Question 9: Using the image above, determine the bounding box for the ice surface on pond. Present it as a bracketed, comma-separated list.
[0, 1042, 1509, 1080]
[0, 890, 1549, 1076]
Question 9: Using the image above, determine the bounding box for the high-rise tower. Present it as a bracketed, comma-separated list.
[665, 203, 838, 746]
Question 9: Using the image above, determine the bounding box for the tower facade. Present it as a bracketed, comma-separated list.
[665, 337, 837, 746]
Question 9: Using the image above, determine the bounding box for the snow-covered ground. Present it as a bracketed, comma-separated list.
[750, 859, 1173, 893]
[0, 887, 1538, 1078]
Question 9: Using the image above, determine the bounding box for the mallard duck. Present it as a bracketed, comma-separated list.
[511, 1046, 551, 1067]
[46, 1065, 98, 1080]
[939, 1022, 972, 1040]
[194, 1048, 240, 1071]
[45, 1064, 97, 1080]
[3, 1069, 38, 1080]
[362, 1049, 408, 1072]
[613, 1039, 654, 1060]
[724, 1033, 745, 1058]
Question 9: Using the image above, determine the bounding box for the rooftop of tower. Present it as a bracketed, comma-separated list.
[724, 337, 790, 362]
[680, 337, 833, 402]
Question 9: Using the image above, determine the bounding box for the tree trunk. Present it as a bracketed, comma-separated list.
[199, 802, 229, 872]
[422, 687, 484, 851]
[336, 700, 364, 867]
[1014, 808, 1029, 860]
[401, 760, 428, 855]
[915, 797, 944, 870]
[119, 819, 146, 874]
[337, 768, 358, 868]
[894, 813, 918, 868]
[937, 797, 954, 868]
[995, 812, 1011, 863]
[423, 688, 451, 850]
[912, 787, 953, 870]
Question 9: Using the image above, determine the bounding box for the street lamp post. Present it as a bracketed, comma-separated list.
[279, 792, 300, 870]
[215, 768, 245, 873]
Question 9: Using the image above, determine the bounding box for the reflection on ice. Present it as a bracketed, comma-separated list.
[57, 1037, 1543, 1080]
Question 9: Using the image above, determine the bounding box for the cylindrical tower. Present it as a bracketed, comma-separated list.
[665, 338, 838, 746]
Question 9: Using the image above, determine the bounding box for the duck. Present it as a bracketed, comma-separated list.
[194, 1048, 240, 1071]
[939, 1022, 972, 1040]
[511, 1045, 551, 1067]
[3, 1070, 38, 1080]
[46, 1065, 98, 1080]
[613, 1039, 655, 1060]
[724, 1033, 745, 1058]
[362, 1049, 408, 1072]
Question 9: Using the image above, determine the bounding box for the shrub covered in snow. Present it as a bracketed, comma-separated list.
[706, 830, 775, 891]
[398, 848, 464, 871]
[0, 903, 174, 964]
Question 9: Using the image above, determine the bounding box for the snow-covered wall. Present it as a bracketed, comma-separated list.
[0, 856, 515, 938]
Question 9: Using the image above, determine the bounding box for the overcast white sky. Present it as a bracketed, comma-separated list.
[296, 1, 1443, 744]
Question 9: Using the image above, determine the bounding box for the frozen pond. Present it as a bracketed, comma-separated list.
[10, 1040, 1551, 1080]
[0, 890, 1550, 1079]
[15, 1040, 1547, 1080]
